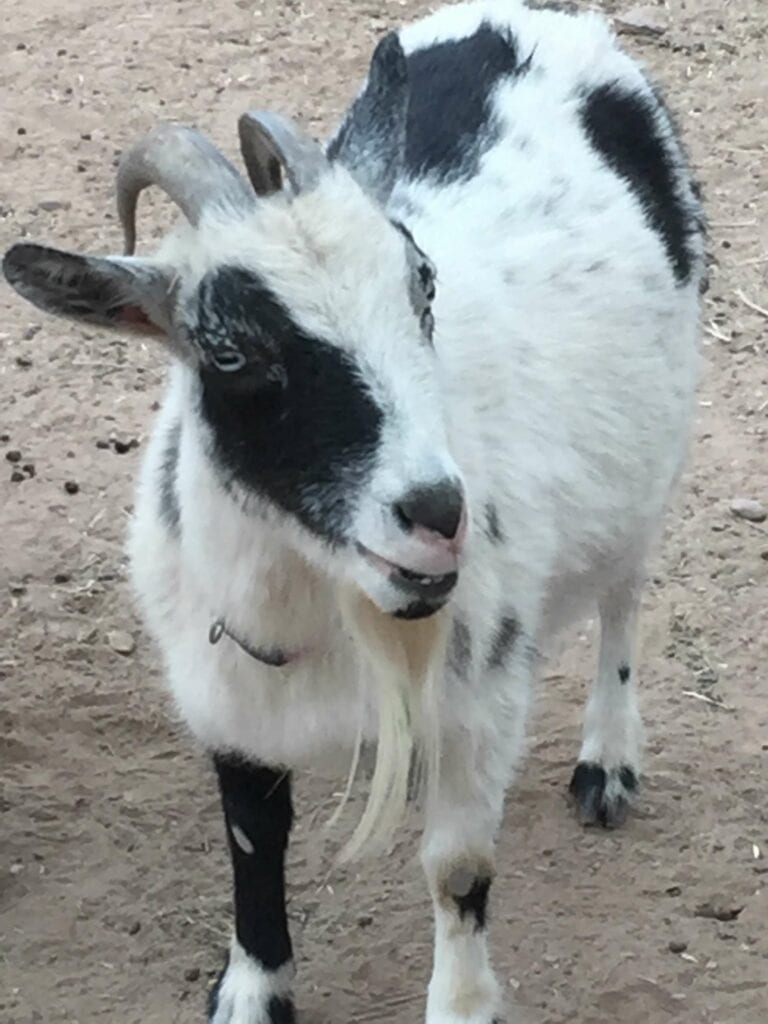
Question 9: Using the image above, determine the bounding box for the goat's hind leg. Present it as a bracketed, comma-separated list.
[570, 578, 643, 828]
[208, 753, 295, 1024]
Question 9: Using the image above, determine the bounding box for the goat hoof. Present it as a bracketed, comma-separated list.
[208, 955, 296, 1024]
[569, 761, 638, 828]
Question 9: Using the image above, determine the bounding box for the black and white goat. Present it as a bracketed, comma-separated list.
[3, 2, 705, 1021]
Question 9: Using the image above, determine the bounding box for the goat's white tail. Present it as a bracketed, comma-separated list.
[335, 589, 449, 860]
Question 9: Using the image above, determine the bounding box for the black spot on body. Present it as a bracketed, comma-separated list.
[194, 268, 383, 544]
[618, 663, 630, 684]
[580, 83, 698, 283]
[487, 615, 519, 670]
[158, 421, 181, 534]
[454, 876, 492, 932]
[213, 754, 294, 972]
[484, 502, 504, 543]
[450, 620, 472, 675]
[404, 24, 532, 183]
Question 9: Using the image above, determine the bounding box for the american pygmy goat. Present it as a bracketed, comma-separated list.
[3, 1, 705, 1021]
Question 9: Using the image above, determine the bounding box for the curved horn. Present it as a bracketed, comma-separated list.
[116, 124, 254, 255]
[238, 111, 328, 197]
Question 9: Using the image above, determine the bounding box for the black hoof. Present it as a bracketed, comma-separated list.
[569, 761, 638, 828]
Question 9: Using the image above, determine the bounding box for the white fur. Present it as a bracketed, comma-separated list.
[210, 939, 293, 1024]
[120, 2, 705, 1021]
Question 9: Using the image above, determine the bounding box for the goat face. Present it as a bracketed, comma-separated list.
[2, 120, 465, 619]
[187, 171, 465, 619]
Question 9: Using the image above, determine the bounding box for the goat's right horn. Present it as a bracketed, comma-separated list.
[116, 124, 254, 255]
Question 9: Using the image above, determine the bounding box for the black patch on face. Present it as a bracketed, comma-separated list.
[158, 420, 181, 535]
[194, 267, 383, 544]
[450, 619, 472, 675]
[484, 502, 504, 544]
[404, 24, 532, 183]
[580, 83, 697, 283]
[453, 876, 492, 932]
[618, 663, 630, 684]
[487, 614, 519, 670]
[213, 753, 294, 972]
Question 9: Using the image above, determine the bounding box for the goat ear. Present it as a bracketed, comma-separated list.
[327, 33, 409, 206]
[238, 111, 328, 197]
[2, 243, 175, 336]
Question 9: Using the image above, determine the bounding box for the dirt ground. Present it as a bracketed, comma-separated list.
[1, 1, 766, 1022]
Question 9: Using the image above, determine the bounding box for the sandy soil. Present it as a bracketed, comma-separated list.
[1, 1, 767, 1022]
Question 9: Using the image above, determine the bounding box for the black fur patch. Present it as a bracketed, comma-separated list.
[450, 620, 472, 675]
[214, 754, 294, 972]
[158, 421, 181, 534]
[267, 996, 296, 1024]
[569, 761, 638, 828]
[618, 663, 630, 684]
[327, 32, 409, 204]
[404, 23, 532, 183]
[454, 876, 492, 932]
[194, 267, 383, 544]
[487, 614, 519, 670]
[484, 502, 504, 543]
[580, 83, 696, 283]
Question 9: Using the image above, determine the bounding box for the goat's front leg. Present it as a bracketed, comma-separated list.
[208, 753, 295, 1024]
[421, 632, 531, 1024]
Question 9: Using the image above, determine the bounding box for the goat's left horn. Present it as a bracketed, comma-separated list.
[116, 124, 254, 255]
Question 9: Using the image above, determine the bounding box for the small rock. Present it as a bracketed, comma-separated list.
[128, 920, 141, 936]
[38, 200, 71, 213]
[730, 498, 766, 523]
[695, 901, 744, 923]
[669, 940, 688, 954]
[53, 572, 71, 584]
[15, 355, 33, 368]
[22, 462, 35, 477]
[64, 480, 80, 495]
[357, 915, 373, 928]
[184, 967, 201, 982]
[95, 439, 110, 449]
[6, 450, 22, 463]
[615, 5, 668, 37]
[107, 630, 135, 656]
[10, 470, 24, 483]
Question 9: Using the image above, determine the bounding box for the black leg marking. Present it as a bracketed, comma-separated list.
[487, 615, 519, 670]
[618, 663, 631, 684]
[267, 995, 297, 1024]
[453, 876, 492, 932]
[484, 502, 504, 544]
[569, 761, 638, 828]
[214, 754, 294, 971]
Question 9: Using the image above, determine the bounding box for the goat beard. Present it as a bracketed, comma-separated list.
[334, 586, 450, 861]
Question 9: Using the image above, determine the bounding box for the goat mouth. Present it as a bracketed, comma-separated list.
[356, 544, 458, 599]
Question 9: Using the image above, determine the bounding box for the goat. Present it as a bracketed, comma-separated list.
[3, 1, 705, 1021]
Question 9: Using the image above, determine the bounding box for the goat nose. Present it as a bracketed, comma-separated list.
[395, 481, 465, 541]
